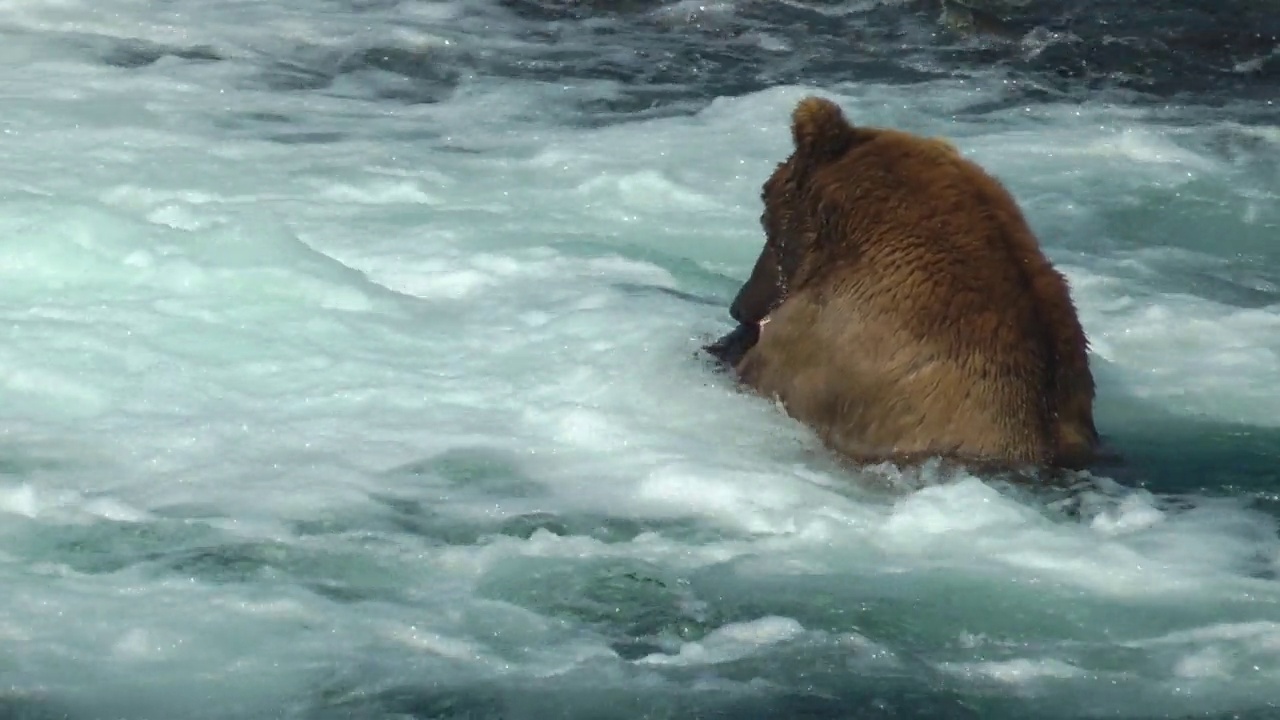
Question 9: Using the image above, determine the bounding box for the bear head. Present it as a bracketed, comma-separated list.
[730, 96, 873, 326]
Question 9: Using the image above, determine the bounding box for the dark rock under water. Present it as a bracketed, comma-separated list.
[74, 0, 1279, 124]
[486, 0, 1279, 114]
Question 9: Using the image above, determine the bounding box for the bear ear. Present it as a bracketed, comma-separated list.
[791, 96, 857, 163]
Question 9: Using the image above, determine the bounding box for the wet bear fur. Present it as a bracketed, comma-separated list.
[707, 96, 1100, 474]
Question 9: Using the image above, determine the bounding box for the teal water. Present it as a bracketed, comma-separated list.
[1, 2, 1278, 719]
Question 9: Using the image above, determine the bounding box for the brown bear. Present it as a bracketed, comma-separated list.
[706, 95, 1100, 474]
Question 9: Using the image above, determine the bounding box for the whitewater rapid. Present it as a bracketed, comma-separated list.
[2, 1, 1279, 718]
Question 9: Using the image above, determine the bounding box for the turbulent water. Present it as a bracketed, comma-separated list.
[2, 1, 1279, 718]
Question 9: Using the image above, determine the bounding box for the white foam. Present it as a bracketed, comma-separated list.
[1084, 294, 1280, 425]
[878, 477, 1041, 542]
[1088, 491, 1166, 536]
[318, 179, 442, 205]
[0, 484, 40, 518]
[1125, 621, 1280, 649]
[637, 616, 806, 666]
[576, 170, 722, 214]
[940, 657, 1086, 685]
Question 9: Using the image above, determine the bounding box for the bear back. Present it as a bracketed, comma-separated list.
[724, 96, 1099, 472]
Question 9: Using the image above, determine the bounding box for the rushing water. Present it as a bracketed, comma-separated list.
[1, 1, 1278, 718]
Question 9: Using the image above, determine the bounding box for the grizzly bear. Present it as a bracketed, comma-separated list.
[706, 96, 1100, 474]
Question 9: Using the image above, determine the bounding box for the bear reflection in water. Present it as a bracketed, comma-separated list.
[706, 96, 1102, 478]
